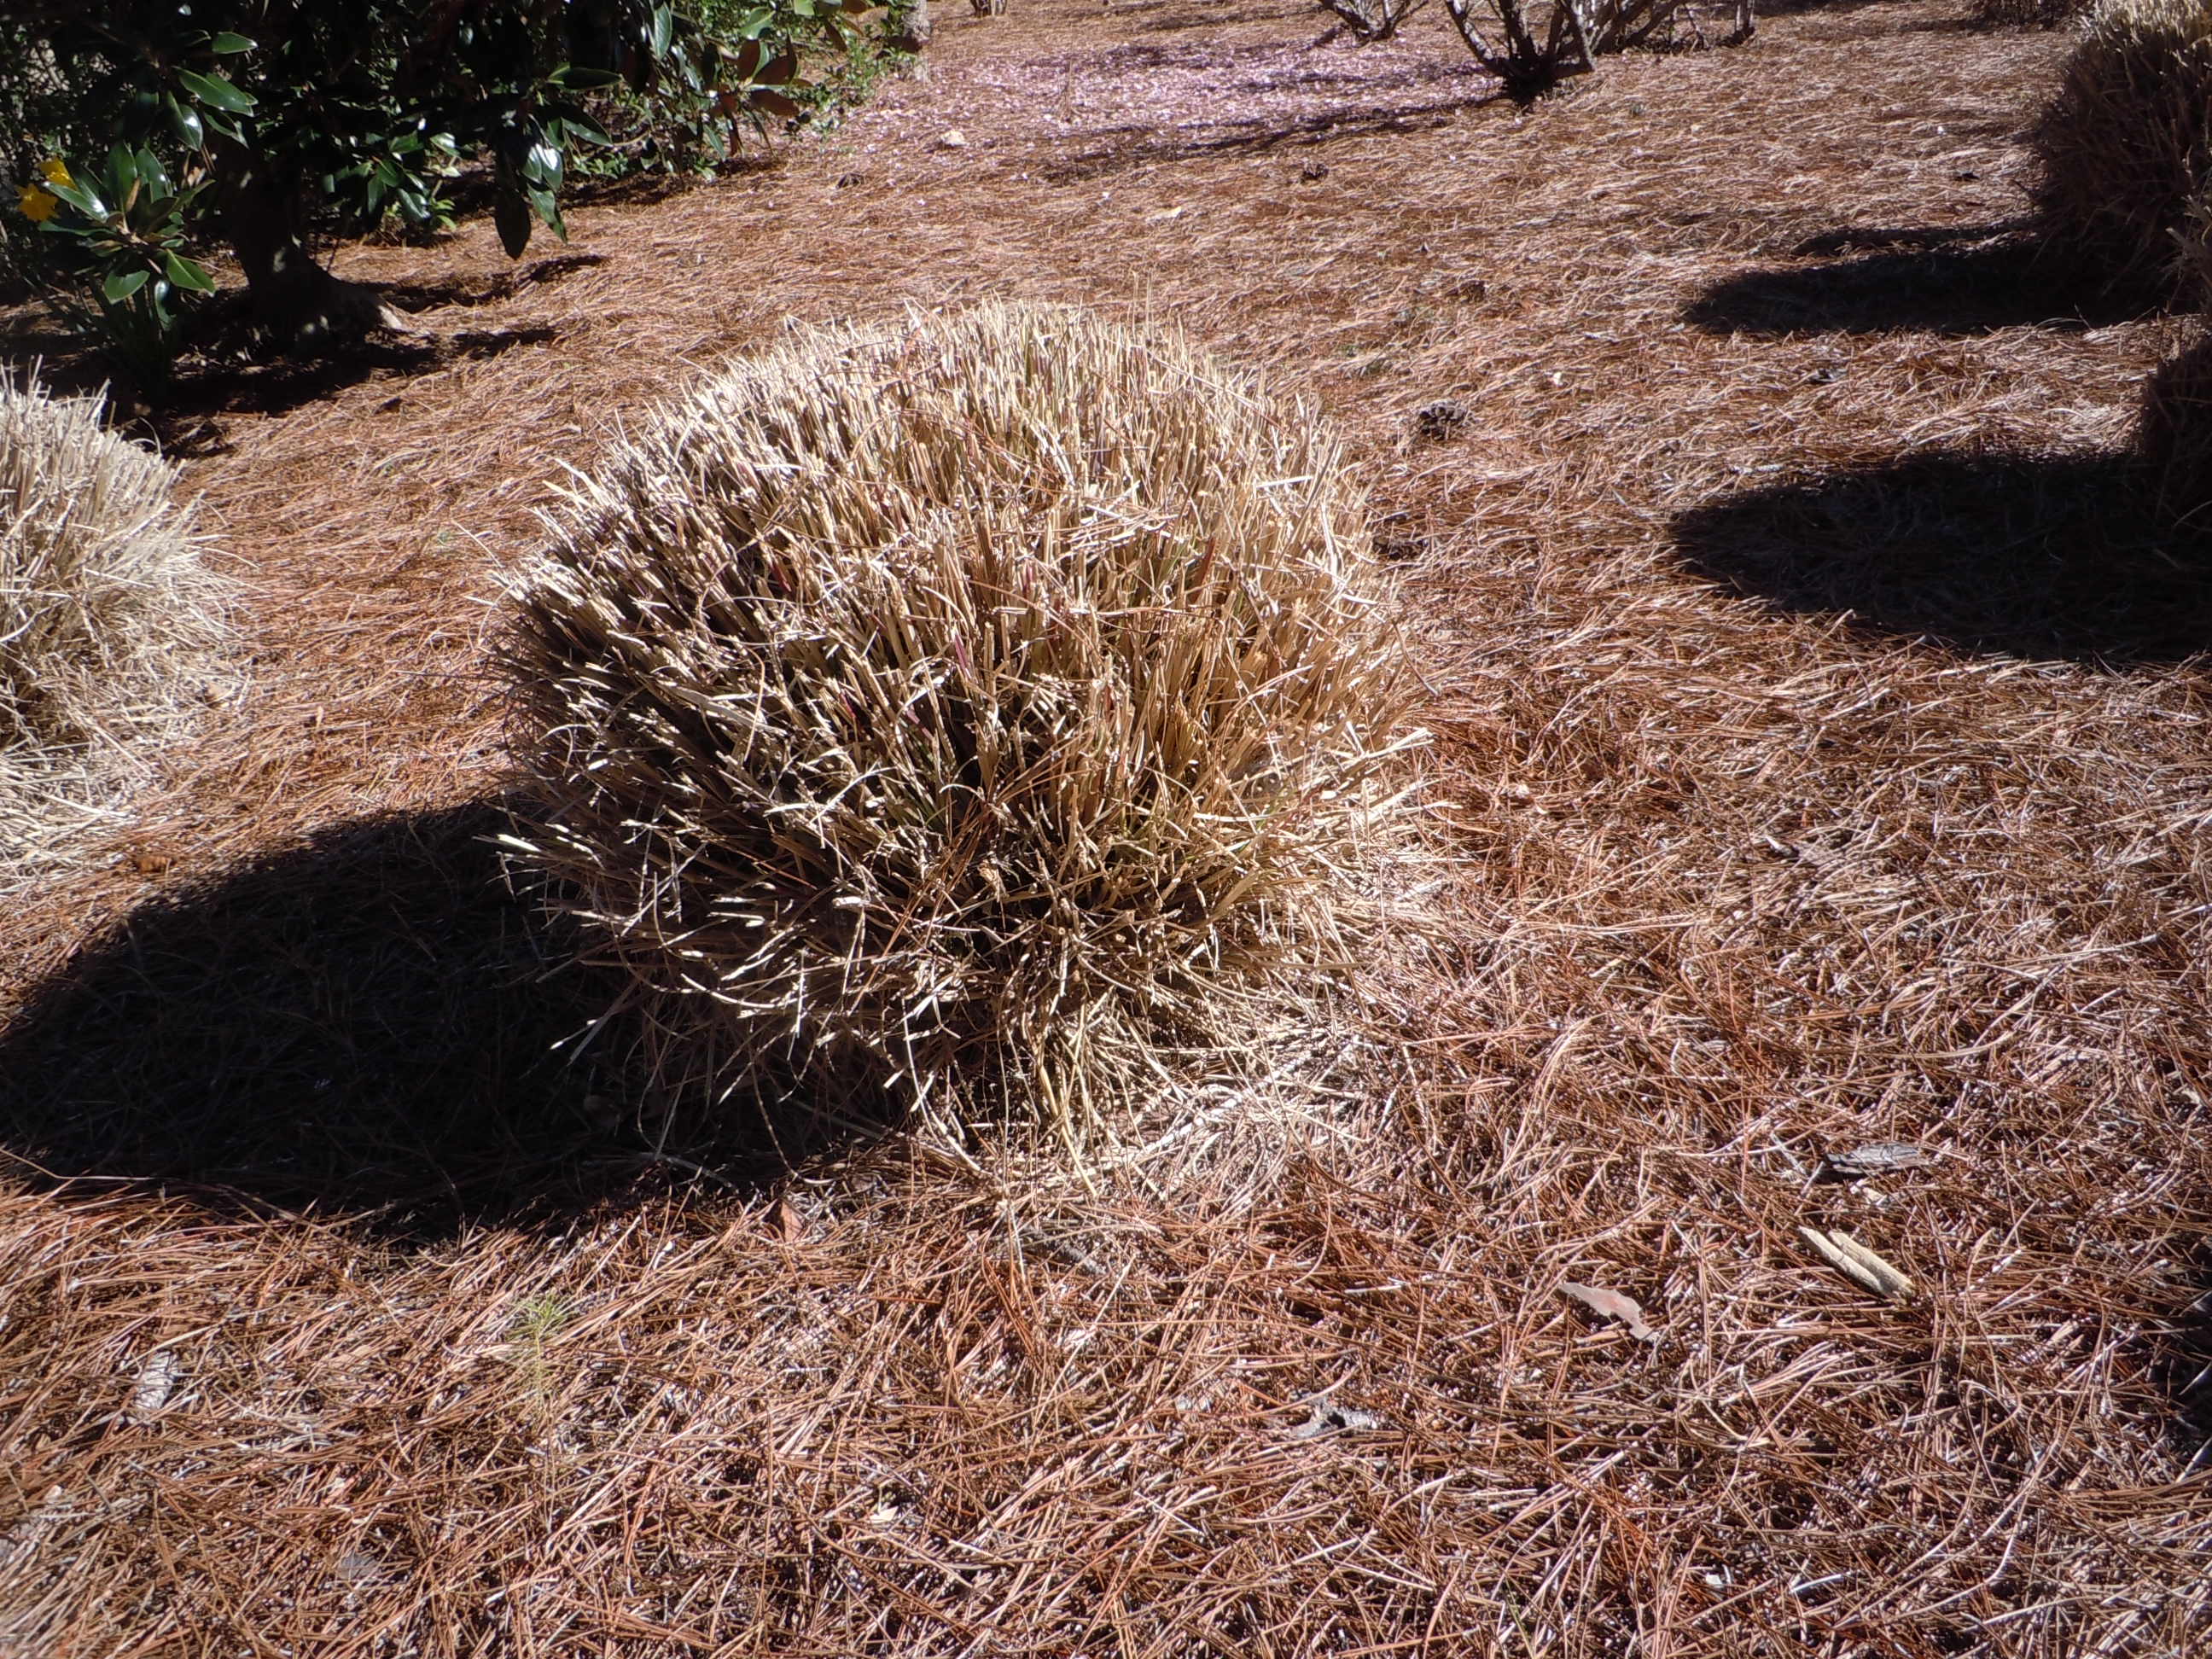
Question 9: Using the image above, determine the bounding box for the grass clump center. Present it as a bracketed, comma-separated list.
[504, 304, 1417, 1145]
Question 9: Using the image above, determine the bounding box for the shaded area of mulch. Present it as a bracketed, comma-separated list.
[0, 803, 620, 1234]
[1685, 224, 2159, 336]
[0, 800, 913, 1236]
[0, 252, 598, 446]
[1672, 448, 2212, 663]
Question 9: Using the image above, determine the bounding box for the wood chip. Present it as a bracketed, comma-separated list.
[1558, 1281, 1659, 1342]
[126, 1348, 179, 1420]
[1818, 1141, 1933, 1182]
[0, 1486, 67, 1572]
[1287, 1399, 1385, 1439]
[1799, 1228, 1915, 1301]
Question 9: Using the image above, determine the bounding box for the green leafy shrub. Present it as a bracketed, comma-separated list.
[2031, 0, 2212, 301]
[502, 305, 1417, 1146]
[6, 2, 877, 374]
[21, 148, 217, 397]
[0, 379, 229, 876]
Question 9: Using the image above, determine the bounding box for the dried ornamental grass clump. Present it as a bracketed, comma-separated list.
[0, 378, 226, 876]
[503, 305, 1418, 1147]
[2135, 317, 2212, 526]
[2030, 0, 2212, 301]
[2132, 205, 2212, 527]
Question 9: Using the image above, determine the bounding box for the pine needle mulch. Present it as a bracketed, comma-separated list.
[3, 3, 2210, 1654]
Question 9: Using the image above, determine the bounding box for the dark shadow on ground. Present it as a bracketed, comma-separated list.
[1685, 226, 2155, 337]
[2157, 1235, 2212, 1474]
[0, 802, 903, 1238]
[1040, 90, 1500, 181]
[1121, 0, 1326, 34]
[0, 327, 559, 458]
[1669, 450, 2212, 665]
[0, 276, 577, 454]
[378, 252, 608, 314]
[147, 323, 561, 433]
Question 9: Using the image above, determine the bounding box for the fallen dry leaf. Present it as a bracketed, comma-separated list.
[123, 846, 176, 876]
[1559, 1281, 1660, 1342]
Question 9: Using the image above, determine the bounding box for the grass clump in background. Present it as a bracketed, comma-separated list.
[2030, 0, 2212, 301]
[0, 379, 227, 880]
[503, 304, 1418, 1151]
[2135, 214, 2212, 527]
[2136, 324, 2212, 524]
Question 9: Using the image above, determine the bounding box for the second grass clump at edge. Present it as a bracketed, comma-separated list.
[2030, 0, 2212, 301]
[1, 377, 229, 882]
[501, 304, 1418, 1150]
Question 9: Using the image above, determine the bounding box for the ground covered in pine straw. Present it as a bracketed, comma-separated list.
[3, 2, 2210, 1653]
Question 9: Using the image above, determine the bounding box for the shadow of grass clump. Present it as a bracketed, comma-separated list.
[1670, 450, 2212, 665]
[1685, 225, 2157, 337]
[1038, 91, 1499, 183]
[0, 802, 903, 1237]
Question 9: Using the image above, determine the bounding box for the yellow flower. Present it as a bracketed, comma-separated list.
[38, 157, 70, 188]
[17, 183, 57, 224]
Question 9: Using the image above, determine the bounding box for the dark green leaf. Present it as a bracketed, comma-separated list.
[524, 140, 562, 188]
[650, 4, 676, 57]
[102, 268, 150, 304]
[176, 68, 258, 114]
[493, 190, 532, 259]
[134, 148, 172, 199]
[550, 66, 623, 90]
[545, 102, 614, 147]
[209, 32, 256, 53]
[163, 252, 216, 292]
[526, 188, 568, 242]
[45, 179, 108, 219]
[165, 95, 205, 148]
